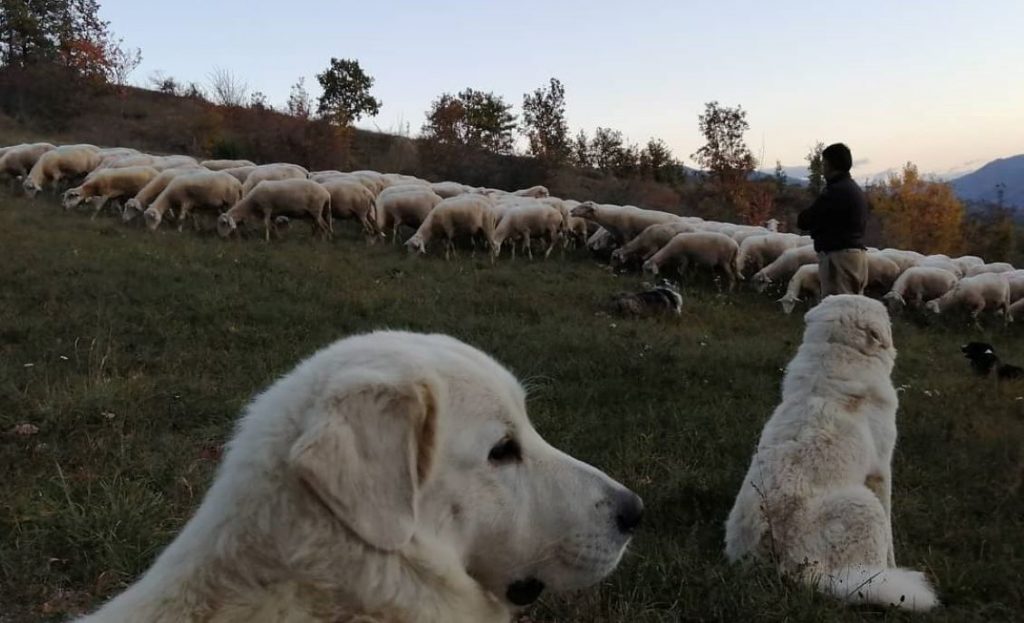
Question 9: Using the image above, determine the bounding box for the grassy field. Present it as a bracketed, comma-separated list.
[1, 193, 1022, 622]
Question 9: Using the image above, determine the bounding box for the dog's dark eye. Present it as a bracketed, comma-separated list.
[488, 437, 522, 464]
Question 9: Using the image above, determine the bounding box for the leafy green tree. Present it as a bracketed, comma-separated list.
[315, 58, 381, 126]
[690, 101, 756, 190]
[640, 138, 681, 183]
[522, 77, 569, 164]
[421, 88, 517, 154]
[286, 77, 311, 119]
[806, 142, 825, 195]
[571, 129, 591, 168]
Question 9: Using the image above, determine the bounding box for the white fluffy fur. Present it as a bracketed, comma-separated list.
[76, 331, 638, 622]
[724, 295, 938, 611]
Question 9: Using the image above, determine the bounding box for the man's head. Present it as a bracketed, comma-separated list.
[822, 143, 853, 180]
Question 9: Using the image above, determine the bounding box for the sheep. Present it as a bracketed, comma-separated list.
[347, 170, 388, 195]
[23, 144, 102, 196]
[730, 227, 771, 245]
[642, 231, 741, 289]
[403, 194, 496, 260]
[751, 245, 819, 292]
[62, 165, 160, 217]
[918, 255, 964, 277]
[217, 178, 332, 241]
[882, 266, 960, 311]
[94, 154, 158, 171]
[375, 185, 444, 243]
[736, 233, 802, 277]
[383, 173, 429, 188]
[1004, 270, 1024, 303]
[1010, 297, 1024, 320]
[865, 252, 903, 294]
[965, 262, 1015, 277]
[241, 164, 308, 195]
[144, 171, 243, 231]
[319, 177, 379, 238]
[123, 167, 205, 222]
[610, 222, 696, 268]
[586, 226, 618, 259]
[925, 272, 1012, 324]
[219, 165, 257, 183]
[309, 170, 348, 183]
[777, 263, 821, 314]
[764, 218, 780, 232]
[511, 185, 550, 198]
[492, 202, 563, 260]
[0, 142, 55, 187]
[430, 181, 470, 198]
[560, 200, 590, 249]
[876, 248, 923, 273]
[570, 201, 680, 243]
[201, 159, 257, 171]
[951, 255, 985, 274]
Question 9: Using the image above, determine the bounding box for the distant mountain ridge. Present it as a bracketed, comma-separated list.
[951, 155, 1024, 210]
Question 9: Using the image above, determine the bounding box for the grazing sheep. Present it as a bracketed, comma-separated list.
[917, 255, 963, 277]
[319, 177, 379, 238]
[218, 178, 332, 241]
[123, 167, 204, 222]
[0, 142, 55, 186]
[62, 166, 159, 217]
[511, 185, 549, 198]
[430, 181, 471, 198]
[23, 144, 101, 196]
[736, 233, 802, 277]
[383, 173, 429, 188]
[610, 222, 696, 268]
[347, 170, 388, 195]
[570, 201, 680, 243]
[865, 253, 903, 294]
[730, 227, 771, 245]
[201, 159, 257, 171]
[876, 248, 923, 273]
[375, 186, 444, 243]
[951, 255, 985, 274]
[586, 227, 618, 258]
[642, 231, 741, 289]
[405, 194, 496, 260]
[219, 165, 257, 183]
[925, 272, 1011, 324]
[777, 263, 821, 314]
[882, 266, 960, 311]
[1009, 297, 1024, 320]
[965, 262, 1015, 277]
[751, 245, 819, 292]
[492, 202, 563, 260]
[1004, 270, 1024, 302]
[241, 164, 308, 195]
[144, 171, 243, 231]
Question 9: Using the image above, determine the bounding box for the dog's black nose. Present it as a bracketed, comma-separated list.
[614, 490, 644, 534]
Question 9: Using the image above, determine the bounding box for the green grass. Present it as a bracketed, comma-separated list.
[1, 193, 1022, 622]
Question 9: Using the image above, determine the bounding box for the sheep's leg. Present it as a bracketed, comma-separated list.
[264, 212, 272, 242]
[90, 196, 110, 220]
[544, 231, 556, 259]
[525, 233, 533, 260]
[177, 203, 192, 232]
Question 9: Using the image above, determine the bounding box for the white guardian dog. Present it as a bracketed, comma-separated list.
[76, 331, 643, 623]
[724, 295, 938, 611]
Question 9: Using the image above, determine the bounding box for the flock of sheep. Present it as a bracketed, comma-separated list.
[2, 140, 1022, 323]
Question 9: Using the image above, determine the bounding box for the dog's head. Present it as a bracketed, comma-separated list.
[802, 295, 895, 360]
[286, 332, 640, 608]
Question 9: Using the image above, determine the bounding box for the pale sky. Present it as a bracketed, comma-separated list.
[103, 0, 1024, 179]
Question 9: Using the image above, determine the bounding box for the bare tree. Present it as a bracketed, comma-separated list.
[105, 39, 141, 88]
[207, 67, 248, 107]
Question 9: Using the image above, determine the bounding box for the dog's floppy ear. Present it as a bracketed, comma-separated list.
[289, 381, 438, 551]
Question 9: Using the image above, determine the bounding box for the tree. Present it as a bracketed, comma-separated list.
[640, 138, 680, 183]
[869, 162, 964, 255]
[806, 142, 825, 195]
[521, 77, 569, 165]
[315, 57, 381, 126]
[148, 71, 179, 95]
[690, 101, 756, 190]
[570, 129, 591, 168]
[248, 90, 269, 110]
[208, 66, 247, 107]
[104, 38, 140, 88]
[421, 88, 517, 154]
[286, 77, 311, 119]
[773, 160, 788, 194]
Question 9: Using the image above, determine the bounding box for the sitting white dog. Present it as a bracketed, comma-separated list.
[724, 295, 938, 611]
[76, 331, 643, 622]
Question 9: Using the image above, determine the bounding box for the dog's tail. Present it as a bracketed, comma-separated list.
[815, 566, 939, 612]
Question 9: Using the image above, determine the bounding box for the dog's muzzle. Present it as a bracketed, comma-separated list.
[506, 578, 545, 606]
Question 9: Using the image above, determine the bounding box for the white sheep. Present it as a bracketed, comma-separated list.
[876, 248, 923, 273]
[218, 178, 332, 241]
[925, 272, 1011, 324]
[570, 201, 680, 243]
[309, 170, 347, 183]
[430, 181, 471, 198]
[144, 171, 243, 231]
[241, 164, 308, 195]
[319, 177, 379, 238]
[0, 142, 55, 186]
[511, 185, 550, 198]
[610, 222, 696, 267]
[1004, 270, 1024, 303]
[736, 233, 802, 276]
[777, 263, 821, 314]
[23, 144, 101, 196]
[383, 173, 430, 188]
[201, 159, 257, 171]
[918, 255, 963, 277]
[965, 262, 1015, 277]
[642, 231, 741, 289]
[751, 245, 819, 292]
[62, 165, 160, 217]
[865, 253, 903, 293]
[492, 201, 563, 260]
[882, 266, 959, 311]
[375, 186, 444, 243]
[404, 194, 496, 260]
[730, 227, 771, 245]
[586, 227, 618, 257]
[347, 170, 388, 195]
[123, 167, 204, 222]
[219, 165, 257, 183]
[951, 255, 985, 274]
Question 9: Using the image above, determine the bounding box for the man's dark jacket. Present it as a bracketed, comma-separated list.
[796, 172, 868, 253]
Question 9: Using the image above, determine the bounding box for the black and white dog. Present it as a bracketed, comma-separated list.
[611, 281, 683, 317]
[961, 342, 1024, 380]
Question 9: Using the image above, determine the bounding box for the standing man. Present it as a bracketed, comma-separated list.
[797, 143, 869, 296]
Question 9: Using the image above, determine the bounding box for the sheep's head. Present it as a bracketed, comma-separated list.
[122, 199, 142, 222]
[22, 178, 40, 197]
[924, 299, 941, 314]
[62, 189, 83, 210]
[777, 295, 799, 315]
[404, 234, 426, 254]
[752, 272, 772, 293]
[609, 249, 625, 267]
[216, 214, 237, 238]
[642, 260, 659, 276]
[763, 218, 780, 232]
[570, 201, 596, 220]
[882, 291, 905, 311]
[144, 207, 163, 231]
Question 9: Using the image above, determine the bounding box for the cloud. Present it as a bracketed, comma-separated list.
[852, 158, 870, 167]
